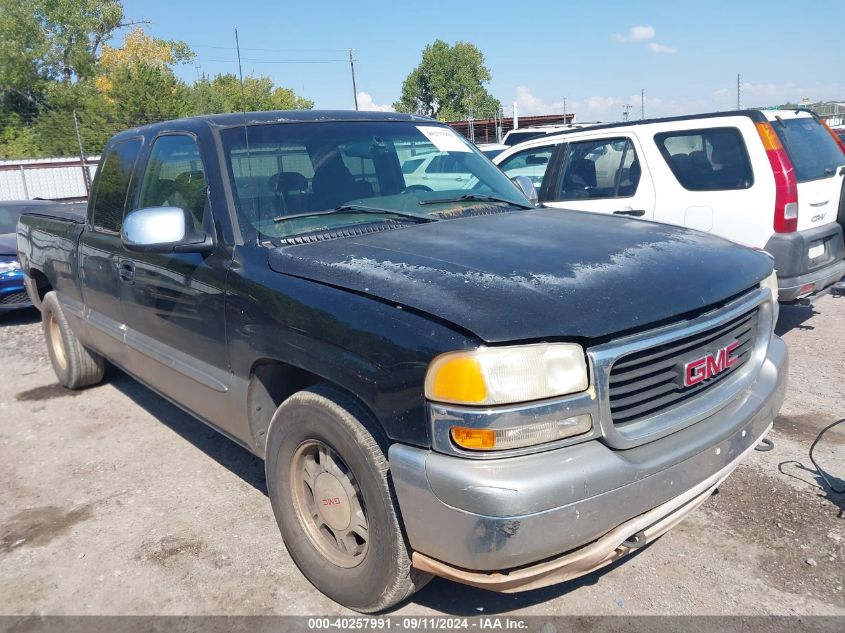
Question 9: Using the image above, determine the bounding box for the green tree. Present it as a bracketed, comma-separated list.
[394, 40, 500, 121]
[0, 0, 129, 96]
[0, 0, 133, 157]
[187, 73, 313, 115]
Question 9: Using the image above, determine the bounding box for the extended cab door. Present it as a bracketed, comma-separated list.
[78, 137, 143, 367]
[541, 135, 656, 220]
[118, 133, 235, 434]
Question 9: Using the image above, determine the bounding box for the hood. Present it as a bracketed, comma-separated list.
[0, 233, 17, 256]
[268, 209, 773, 343]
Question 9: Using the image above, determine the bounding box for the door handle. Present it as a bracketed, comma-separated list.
[119, 260, 135, 283]
[809, 200, 829, 207]
[613, 209, 645, 217]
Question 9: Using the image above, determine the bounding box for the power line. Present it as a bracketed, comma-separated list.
[191, 44, 349, 53]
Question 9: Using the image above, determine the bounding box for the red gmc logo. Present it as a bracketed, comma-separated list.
[322, 498, 342, 506]
[683, 341, 741, 387]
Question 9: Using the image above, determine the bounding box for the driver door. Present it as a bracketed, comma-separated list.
[118, 132, 235, 434]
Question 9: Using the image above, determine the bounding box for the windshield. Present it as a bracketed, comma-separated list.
[773, 117, 845, 182]
[220, 120, 531, 240]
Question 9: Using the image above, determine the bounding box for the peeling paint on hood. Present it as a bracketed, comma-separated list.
[268, 209, 773, 342]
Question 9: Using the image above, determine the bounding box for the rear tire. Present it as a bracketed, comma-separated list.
[265, 385, 431, 612]
[41, 291, 104, 389]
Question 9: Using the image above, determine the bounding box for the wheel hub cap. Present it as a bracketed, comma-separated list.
[313, 472, 351, 531]
[290, 439, 369, 568]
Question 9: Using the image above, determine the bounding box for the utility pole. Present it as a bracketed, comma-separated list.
[622, 104, 633, 122]
[641, 89, 645, 119]
[349, 49, 359, 110]
[563, 97, 567, 123]
[737, 73, 741, 110]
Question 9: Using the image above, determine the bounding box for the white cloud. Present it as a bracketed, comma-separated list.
[613, 25, 678, 54]
[356, 91, 394, 112]
[612, 25, 655, 43]
[515, 86, 556, 115]
[648, 43, 677, 54]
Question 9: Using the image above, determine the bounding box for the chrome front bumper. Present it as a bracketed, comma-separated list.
[388, 335, 787, 587]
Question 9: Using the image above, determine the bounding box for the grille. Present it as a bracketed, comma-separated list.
[0, 290, 30, 306]
[608, 306, 759, 426]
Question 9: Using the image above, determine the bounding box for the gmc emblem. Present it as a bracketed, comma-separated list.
[322, 497, 342, 506]
[683, 341, 741, 387]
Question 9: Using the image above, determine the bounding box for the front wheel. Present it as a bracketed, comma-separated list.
[266, 385, 431, 612]
[41, 291, 104, 389]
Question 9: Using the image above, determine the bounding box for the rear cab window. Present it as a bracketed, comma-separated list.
[90, 138, 143, 234]
[772, 116, 845, 182]
[655, 128, 753, 191]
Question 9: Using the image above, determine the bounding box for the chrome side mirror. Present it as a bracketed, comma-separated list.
[511, 175, 539, 205]
[121, 206, 213, 253]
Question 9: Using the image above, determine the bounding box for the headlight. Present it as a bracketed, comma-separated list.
[760, 270, 778, 301]
[0, 257, 21, 274]
[425, 343, 589, 406]
[760, 270, 779, 326]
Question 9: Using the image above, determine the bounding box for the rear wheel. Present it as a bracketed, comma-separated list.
[266, 385, 431, 612]
[41, 291, 104, 389]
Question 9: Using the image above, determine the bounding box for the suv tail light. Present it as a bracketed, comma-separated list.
[756, 122, 799, 233]
[820, 119, 845, 155]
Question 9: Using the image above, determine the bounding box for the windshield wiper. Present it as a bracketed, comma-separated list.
[273, 204, 436, 224]
[418, 194, 534, 209]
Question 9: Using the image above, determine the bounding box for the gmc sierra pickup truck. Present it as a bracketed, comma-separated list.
[16, 111, 787, 612]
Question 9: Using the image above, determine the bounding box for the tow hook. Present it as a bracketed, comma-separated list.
[622, 531, 648, 550]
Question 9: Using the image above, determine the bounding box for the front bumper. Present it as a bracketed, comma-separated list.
[0, 270, 31, 311]
[389, 336, 787, 590]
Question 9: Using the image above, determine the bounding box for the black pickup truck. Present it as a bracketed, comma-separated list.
[16, 111, 787, 612]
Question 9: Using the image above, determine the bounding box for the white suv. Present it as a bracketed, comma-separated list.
[494, 109, 845, 301]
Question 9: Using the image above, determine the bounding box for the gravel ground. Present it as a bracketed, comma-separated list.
[0, 297, 843, 617]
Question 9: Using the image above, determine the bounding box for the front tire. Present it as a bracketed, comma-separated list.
[41, 291, 104, 389]
[266, 385, 431, 612]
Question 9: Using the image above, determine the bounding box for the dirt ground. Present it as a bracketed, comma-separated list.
[0, 296, 843, 617]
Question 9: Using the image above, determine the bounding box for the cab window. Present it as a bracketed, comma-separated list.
[656, 128, 753, 191]
[556, 138, 640, 200]
[137, 134, 208, 229]
[90, 138, 142, 234]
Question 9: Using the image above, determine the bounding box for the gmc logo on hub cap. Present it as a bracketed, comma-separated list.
[683, 341, 741, 387]
[322, 498, 342, 506]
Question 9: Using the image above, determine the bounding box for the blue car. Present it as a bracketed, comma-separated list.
[0, 200, 85, 312]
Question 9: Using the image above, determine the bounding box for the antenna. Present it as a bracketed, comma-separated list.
[349, 49, 359, 110]
[235, 26, 248, 113]
[641, 89, 645, 119]
[737, 73, 741, 110]
[235, 26, 259, 244]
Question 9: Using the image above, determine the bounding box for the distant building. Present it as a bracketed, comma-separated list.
[448, 113, 575, 144]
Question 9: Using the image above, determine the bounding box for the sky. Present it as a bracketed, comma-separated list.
[121, 0, 843, 123]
